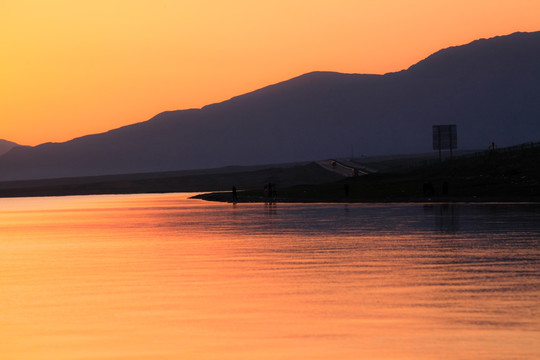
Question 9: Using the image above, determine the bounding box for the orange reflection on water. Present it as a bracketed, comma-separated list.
[0, 195, 538, 359]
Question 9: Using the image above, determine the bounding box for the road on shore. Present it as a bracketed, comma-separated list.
[318, 159, 375, 177]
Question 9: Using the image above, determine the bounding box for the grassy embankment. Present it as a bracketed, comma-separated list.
[197, 142, 540, 203]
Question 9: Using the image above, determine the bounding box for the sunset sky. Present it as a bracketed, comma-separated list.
[1, 1, 539, 146]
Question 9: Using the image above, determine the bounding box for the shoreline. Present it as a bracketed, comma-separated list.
[0, 188, 538, 205]
[2, 143, 538, 203]
[191, 191, 540, 204]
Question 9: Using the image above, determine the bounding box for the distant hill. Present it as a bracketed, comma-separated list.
[0, 162, 344, 198]
[0, 31, 539, 181]
[0, 140, 19, 157]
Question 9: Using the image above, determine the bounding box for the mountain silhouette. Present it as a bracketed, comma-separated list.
[1, 31, 539, 181]
[0, 140, 20, 157]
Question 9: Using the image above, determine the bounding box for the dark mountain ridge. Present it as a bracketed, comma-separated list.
[1, 31, 539, 181]
[0, 139, 20, 157]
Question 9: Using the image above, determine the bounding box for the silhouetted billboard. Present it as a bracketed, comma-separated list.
[433, 125, 457, 150]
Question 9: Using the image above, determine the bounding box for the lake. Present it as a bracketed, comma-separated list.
[1, 193, 538, 359]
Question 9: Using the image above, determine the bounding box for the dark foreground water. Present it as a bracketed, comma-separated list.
[1, 194, 538, 359]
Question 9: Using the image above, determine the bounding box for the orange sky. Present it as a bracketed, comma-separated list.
[1, 0, 539, 146]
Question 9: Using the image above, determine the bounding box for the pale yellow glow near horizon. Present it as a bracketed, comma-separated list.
[1, 0, 539, 146]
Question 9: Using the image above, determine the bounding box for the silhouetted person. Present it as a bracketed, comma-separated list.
[344, 183, 350, 197]
[232, 186, 238, 203]
[268, 183, 273, 203]
[442, 181, 449, 195]
[423, 182, 434, 196]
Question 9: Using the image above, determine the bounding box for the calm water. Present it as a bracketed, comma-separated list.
[0, 193, 538, 360]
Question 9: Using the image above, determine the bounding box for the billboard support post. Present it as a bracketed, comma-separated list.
[433, 125, 457, 161]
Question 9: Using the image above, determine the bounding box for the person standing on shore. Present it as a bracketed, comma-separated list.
[232, 186, 238, 203]
[268, 183, 273, 203]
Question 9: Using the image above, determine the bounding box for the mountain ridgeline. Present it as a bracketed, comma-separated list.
[0, 139, 19, 157]
[1, 31, 539, 181]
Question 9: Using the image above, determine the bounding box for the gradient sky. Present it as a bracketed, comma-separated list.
[1, 1, 539, 146]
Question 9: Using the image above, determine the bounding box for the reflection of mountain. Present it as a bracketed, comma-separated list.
[0, 140, 19, 157]
[1, 31, 540, 181]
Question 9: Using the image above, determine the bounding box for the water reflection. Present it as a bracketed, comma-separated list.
[424, 203, 460, 233]
[0, 194, 538, 360]
[264, 202, 278, 216]
[424, 202, 540, 234]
